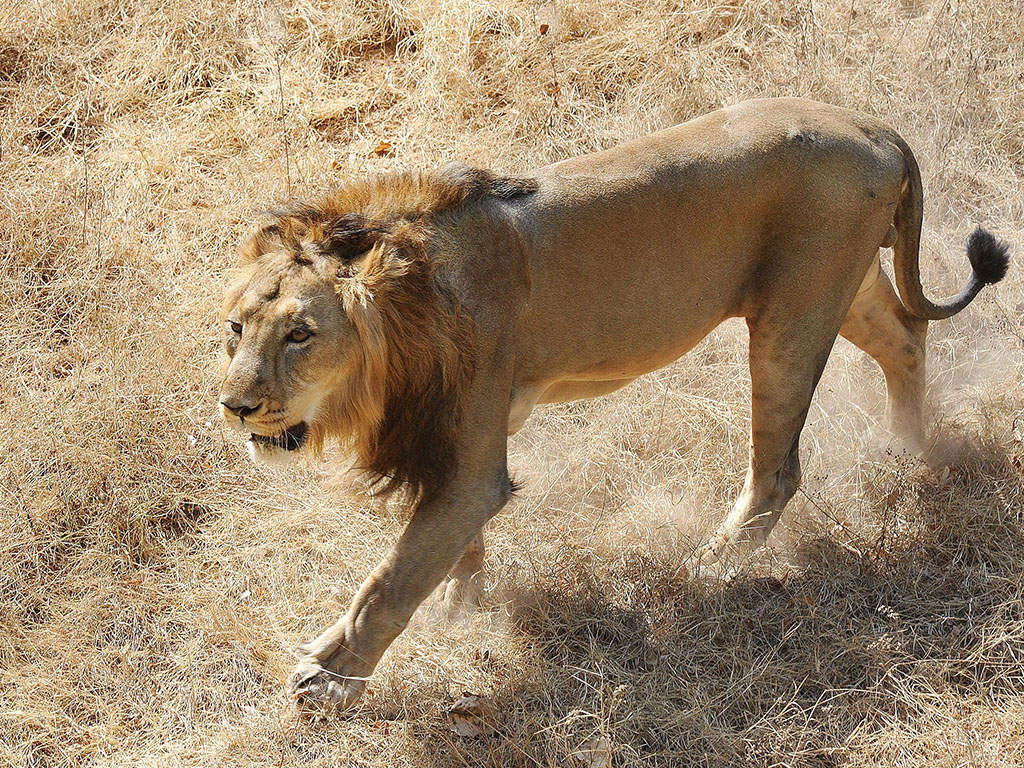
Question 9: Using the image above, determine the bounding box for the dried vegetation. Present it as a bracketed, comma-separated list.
[1, 0, 1023, 765]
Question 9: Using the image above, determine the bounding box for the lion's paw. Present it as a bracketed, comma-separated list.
[441, 576, 482, 620]
[697, 523, 766, 568]
[287, 658, 367, 716]
[697, 527, 739, 566]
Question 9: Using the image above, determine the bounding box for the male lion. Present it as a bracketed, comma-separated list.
[218, 97, 1009, 712]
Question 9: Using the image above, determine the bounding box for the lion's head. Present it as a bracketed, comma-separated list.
[218, 165, 535, 501]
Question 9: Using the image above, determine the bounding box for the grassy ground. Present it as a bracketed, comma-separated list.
[2, 0, 1023, 765]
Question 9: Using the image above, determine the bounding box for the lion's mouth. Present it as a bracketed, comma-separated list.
[249, 421, 308, 452]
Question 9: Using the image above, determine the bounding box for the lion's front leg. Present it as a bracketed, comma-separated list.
[286, 562, 398, 713]
[287, 482, 509, 713]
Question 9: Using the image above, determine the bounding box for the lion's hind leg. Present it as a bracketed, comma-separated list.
[441, 532, 485, 616]
[701, 309, 846, 564]
[839, 258, 927, 451]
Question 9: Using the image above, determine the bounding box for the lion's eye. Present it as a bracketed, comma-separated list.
[229, 321, 242, 335]
[287, 328, 312, 344]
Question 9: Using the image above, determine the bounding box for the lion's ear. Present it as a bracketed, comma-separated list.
[321, 213, 386, 264]
[238, 222, 289, 263]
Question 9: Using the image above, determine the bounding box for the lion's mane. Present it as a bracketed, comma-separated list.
[237, 165, 536, 502]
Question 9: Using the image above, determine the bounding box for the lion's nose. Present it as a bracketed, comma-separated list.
[220, 398, 262, 419]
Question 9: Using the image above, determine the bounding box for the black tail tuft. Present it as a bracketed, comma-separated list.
[967, 226, 1010, 285]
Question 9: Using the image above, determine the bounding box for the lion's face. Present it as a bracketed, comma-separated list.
[218, 252, 356, 464]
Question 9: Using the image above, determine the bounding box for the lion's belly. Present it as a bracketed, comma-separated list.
[507, 314, 725, 435]
[508, 377, 638, 434]
[543, 317, 726, 381]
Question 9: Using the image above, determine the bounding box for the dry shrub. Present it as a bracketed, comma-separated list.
[1, 0, 1023, 766]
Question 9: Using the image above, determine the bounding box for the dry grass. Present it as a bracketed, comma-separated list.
[2, 0, 1023, 765]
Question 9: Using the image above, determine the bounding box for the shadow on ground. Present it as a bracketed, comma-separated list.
[394, 437, 1024, 767]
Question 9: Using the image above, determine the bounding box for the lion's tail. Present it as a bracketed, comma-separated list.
[890, 133, 1010, 321]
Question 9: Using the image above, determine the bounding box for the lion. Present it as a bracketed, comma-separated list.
[218, 97, 1010, 713]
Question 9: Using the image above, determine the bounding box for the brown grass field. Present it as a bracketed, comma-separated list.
[3, 0, 1023, 765]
